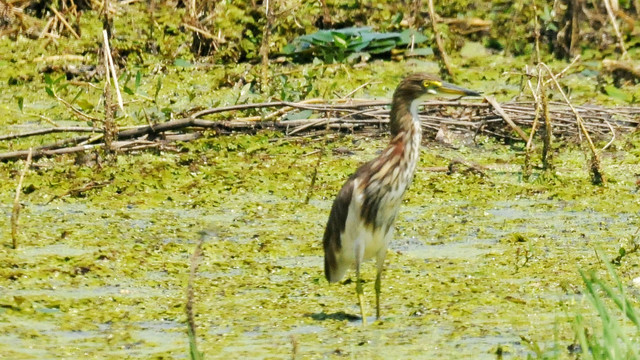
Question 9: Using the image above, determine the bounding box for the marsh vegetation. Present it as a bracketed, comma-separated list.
[1, 0, 640, 358]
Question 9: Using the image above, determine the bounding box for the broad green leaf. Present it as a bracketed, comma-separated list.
[368, 44, 396, 54]
[284, 109, 313, 121]
[398, 29, 428, 45]
[334, 27, 371, 36]
[282, 43, 296, 54]
[332, 33, 348, 48]
[348, 40, 371, 52]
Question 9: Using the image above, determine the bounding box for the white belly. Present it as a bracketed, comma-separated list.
[337, 179, 393, 267]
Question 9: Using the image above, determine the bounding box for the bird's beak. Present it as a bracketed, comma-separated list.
[438, 81, 482, 96]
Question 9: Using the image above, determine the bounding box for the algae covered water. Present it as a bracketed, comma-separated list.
[1, 133, 639, 358]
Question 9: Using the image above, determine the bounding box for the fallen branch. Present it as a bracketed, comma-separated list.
[0, 127, 100, 141]
[1, 99, 639, 162]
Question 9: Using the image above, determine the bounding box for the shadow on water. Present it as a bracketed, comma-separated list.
[307, 311, 361, 322]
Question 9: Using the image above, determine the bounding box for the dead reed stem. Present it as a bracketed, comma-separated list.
[532, 0, 541, 64]
[540, 62, 605, 184]
[102, 29, 124, 112]
[523, 70, 543, 180]
[427, 0, 454, 80]
[485, 96, 529, 142]
[102, 29, 117, 153]
[603, 0, 628, 58]
[259, 0, 274, 91]
[569, 0, 580, 56]
[48, 5, 80, 39]
[541, 85, 553, 171]
[11, 148, 33, 249]
[186, 233, 206, 360]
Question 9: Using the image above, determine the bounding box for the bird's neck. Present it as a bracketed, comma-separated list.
[389, 96, 422, 137]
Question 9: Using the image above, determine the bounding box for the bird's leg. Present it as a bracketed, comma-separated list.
[375, 249, 386, 320]
[355, 260, 367, 326]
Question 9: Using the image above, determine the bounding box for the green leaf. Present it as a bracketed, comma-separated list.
[45, 86, 55, 98]
[76, 99, 94, 112]
[135, 70, 141, 90]
[334, 26, 371, 36]
[282, 44, 296, 54]
[398, 29, 428, 45]
[71, 88, 83, 104]
[16, 96, 23, 112]
[332, 33, 349, 48]
[391, 12, 403, 25]
[369, 39, 398, 48]
[407, 47, 434, 56]
[53, 74, 66, 85]
[284, 109, 313, 121]
[348, 41, 371, 52]
[368, 44, 396, 54]
[44, 73, 53, 85]
[123, 86, 135, 95]
[604, 85, 631, 102]
[56, 83, 70, 92]
[308, 31, 334, 43]
[174, 58, 194, 68]
[154, 76, 163, 100]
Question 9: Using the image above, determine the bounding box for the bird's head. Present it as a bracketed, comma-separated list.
[394, 73, 481, 102]
[389, 73, 481, 135]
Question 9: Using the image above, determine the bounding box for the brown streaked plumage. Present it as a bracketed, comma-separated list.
[323, 73, 480, 325]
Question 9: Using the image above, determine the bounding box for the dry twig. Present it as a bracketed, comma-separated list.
[603, 0, 628, 58]
[485, 96, 529, 142]
[48, 6, 80, 39]
[11, 148, 33, 249]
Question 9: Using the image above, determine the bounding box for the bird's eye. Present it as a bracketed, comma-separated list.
[422, 80, 430, 88]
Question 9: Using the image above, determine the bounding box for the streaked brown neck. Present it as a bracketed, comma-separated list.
[389, 90, 419, 137]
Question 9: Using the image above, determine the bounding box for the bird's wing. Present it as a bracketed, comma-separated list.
[323, 175, 356, 282]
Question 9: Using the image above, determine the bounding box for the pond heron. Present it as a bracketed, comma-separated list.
[323, 73, 481, 325]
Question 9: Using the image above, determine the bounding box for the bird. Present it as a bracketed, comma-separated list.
[322, 73, 481, 325]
